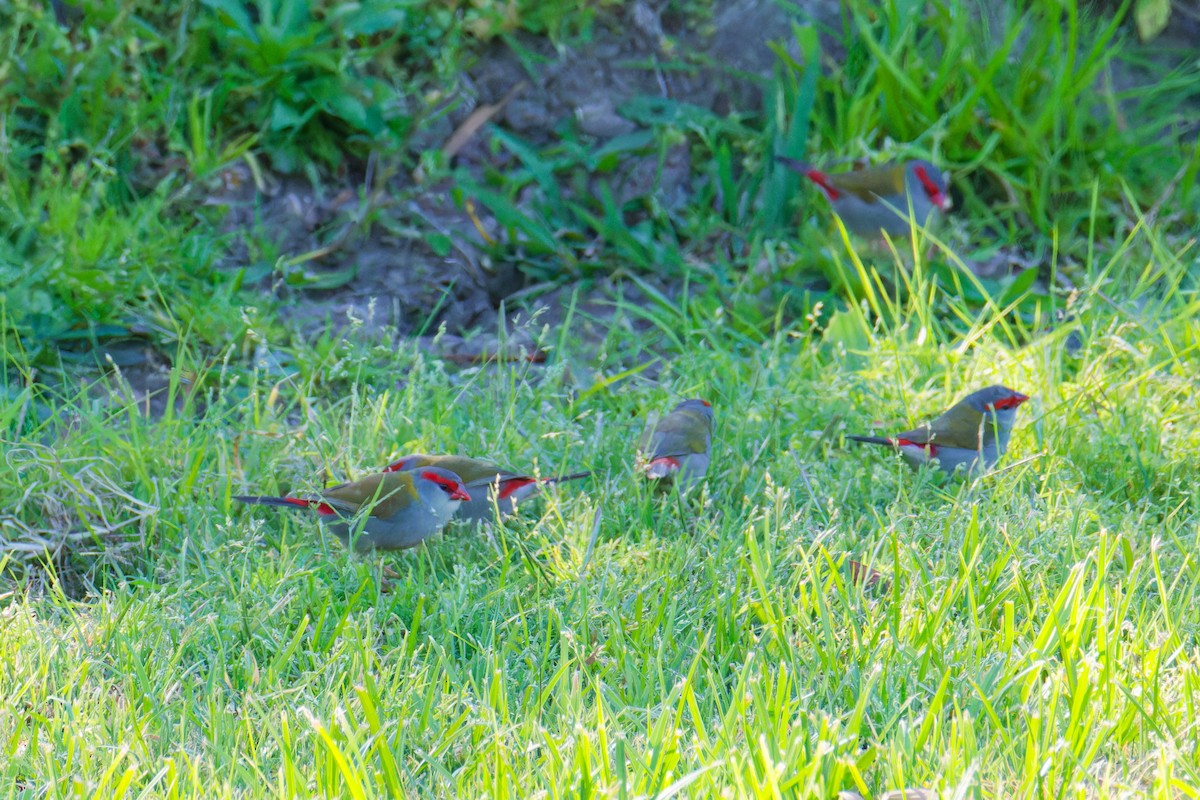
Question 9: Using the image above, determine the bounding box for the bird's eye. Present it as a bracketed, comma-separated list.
[990, 395, 1027, 410]
[421, 471, 452, 492]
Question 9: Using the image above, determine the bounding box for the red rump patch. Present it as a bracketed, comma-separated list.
[649, 456, 682, 471]
[892, 438, 938, 456]
[285, 497, 335, 515]
[498, 477, 536, 500]
[804, 169, 841, 200]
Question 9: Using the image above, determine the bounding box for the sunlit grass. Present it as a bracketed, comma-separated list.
[3, 0, 1200, 796]
[4, 231, 1200, 794]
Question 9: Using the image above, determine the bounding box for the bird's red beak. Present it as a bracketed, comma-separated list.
[451, 486, 471, 502]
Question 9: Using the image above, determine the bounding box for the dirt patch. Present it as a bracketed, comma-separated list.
[206, 0, 1198, 352]
[205, 1, 843, 343]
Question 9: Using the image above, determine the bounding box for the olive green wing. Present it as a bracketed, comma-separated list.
[647, 409, 712, 457]
[826, 165, 905, 204]
[322, 471, 420, 518]
[917, 400, 992, 449]
[432, 455, 514, 486]
[396, 454, 514, 487]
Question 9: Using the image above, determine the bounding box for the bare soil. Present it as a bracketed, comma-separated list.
[206, 0, 1197, 352]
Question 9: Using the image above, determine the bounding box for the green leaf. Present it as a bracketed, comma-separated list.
[999, 266, 1041, 305]
[326, 93, 371, 132]
[764, 24, 820, 230]
[276, 0, 313, 37]
[589, 131, 656, 168]
[199, 0, 257, 39]
[428, 233, 453, 258]
[1135, 0, 1171, 41]
[286, 265, 360, 290]
[821, 307, 872, 353]
[269, 100, 306, 131]
[476, 191, 560, 254]
[336, 7, 406, 37]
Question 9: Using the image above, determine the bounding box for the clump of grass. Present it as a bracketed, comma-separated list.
[822, 0, 1197, 245]
[0, 0, 627, 362]
[458, 0, 1197, 336]
[0, 443, 158, 583]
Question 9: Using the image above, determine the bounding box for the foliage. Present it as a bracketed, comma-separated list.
[3, 0, 1200, 793]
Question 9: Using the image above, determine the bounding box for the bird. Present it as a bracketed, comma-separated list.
[776, 157, 950, 238]
[845, 385, 1029, 475]
[233, 467, 471, 551]
[640, 398, 714, 490]
[382, 454, 590, 523]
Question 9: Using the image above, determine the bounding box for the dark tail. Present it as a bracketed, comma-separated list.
[233, 495, 313, 509]
[776, 157, 837, 197]
[541, 471, 591, 485]
[844, 435, 894, 447]
[776, 156, 810, 173]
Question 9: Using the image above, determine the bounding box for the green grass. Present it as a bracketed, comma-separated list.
[4, 256, 1200, 795]
[4, 0, 1200, 795]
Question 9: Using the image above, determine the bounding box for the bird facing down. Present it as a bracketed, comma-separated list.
[641, 398, 714, 490]
[777, 157, 950, 238]
[845, 385, 1030, 475]
[234, 466, 470, 551]
[383, 453, 590, 523]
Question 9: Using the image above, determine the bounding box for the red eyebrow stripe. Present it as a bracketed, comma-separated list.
[421, 470, 453, 488]
[649, 456, 681, 471]
[992, 394, 1028, 409]
[383, 458, 414, 473]
[914, 165, 947, 209]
